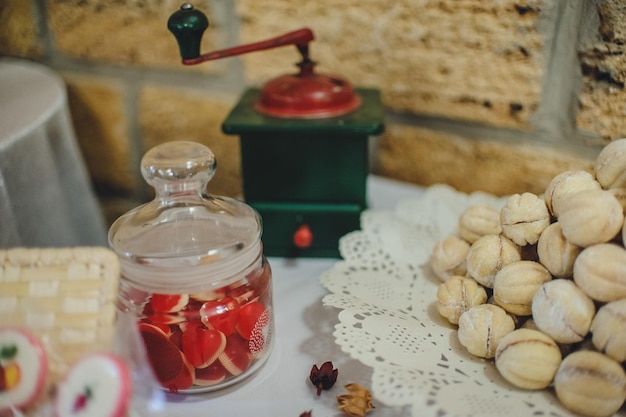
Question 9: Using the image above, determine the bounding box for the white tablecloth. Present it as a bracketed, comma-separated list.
[0, 58, 107, 247]
[161, 175, 422, 417]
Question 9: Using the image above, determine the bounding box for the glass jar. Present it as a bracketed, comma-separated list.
[108, 141, 273, 394]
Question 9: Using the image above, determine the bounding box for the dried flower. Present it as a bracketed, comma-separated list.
[309, 361, 338, 396]
[337, 383, 374, 417]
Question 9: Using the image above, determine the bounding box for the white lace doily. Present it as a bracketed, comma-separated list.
[320, 184, 623, 417]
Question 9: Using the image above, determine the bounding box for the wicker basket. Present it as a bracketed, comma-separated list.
[0, 247, 120, 372]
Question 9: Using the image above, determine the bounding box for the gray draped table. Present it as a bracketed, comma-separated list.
[0, 58, 107, 247]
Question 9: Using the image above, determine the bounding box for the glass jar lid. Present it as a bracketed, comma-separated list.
[108, 141, 261, 277]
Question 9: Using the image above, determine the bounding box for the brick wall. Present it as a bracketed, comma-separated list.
[1, 0, 623, 226]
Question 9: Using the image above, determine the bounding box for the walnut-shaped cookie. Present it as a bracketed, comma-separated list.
[495, 328, 562, 390]
[573, 243, 626, 302]
[493, 260, 552, 316]
[457, 304, 515, 359]
[537, 222, 582, 278]
[591, 299, 626, 362]
[500, 193, 550, 246]
[466, 234, 521, 288]
[595, 137, 626, 189]
[558, 189, 624, 247]
[429, 236, 470, 281]
[554, 350, 626, 417]
[457, 204, 502, 244]
[436, 275, 487, 325]
[544, 170, 600, 217]
[531, 279, 595, 344]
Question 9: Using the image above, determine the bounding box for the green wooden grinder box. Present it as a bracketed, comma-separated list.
[169, 3, 384, 257]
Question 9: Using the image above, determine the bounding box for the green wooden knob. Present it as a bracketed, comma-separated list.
[167, 3, 209, 60]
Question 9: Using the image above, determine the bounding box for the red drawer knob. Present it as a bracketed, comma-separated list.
[293, 224, 313, 249]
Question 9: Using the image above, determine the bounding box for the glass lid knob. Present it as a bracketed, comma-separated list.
[141, 141, 216, 194]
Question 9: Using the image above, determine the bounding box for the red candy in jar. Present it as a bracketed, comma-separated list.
[109, 142, 274, 394]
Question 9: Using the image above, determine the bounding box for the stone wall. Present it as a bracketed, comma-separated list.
[1, 0, 624, 226]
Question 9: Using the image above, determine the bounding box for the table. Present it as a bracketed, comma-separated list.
[161, 175, 422, 417]
[0, 58, 107, 248]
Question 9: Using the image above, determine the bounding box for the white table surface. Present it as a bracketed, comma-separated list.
[161, 175, 423, 417]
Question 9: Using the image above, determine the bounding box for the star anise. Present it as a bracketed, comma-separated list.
[299, 411, 312, 417]
[309, 361, 338, 396]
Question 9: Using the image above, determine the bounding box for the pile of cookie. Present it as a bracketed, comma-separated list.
[430, 139, 626, 417]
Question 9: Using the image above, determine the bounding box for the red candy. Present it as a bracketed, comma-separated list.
[181, 323, 226, 368]
[149, 294, 189, 313]
[200, 297, 240, 335]
[139, 323, 195, 392]
[218, 334, 252, 376]
[235, 301, 271, 355]
[236, 301, 268, 340]
[195, 361, 227, 386]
